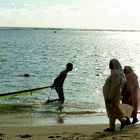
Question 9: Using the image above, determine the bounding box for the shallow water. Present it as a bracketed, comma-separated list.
[0, 28, 140, 124]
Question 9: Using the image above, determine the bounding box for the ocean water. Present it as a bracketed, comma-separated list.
[0, 28, 140, 125]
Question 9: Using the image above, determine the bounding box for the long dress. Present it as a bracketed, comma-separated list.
[122, 70, 140, 119]
[103, 59, 125, 129]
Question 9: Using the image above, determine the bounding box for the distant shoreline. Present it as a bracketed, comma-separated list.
[0, 26, 140, 32]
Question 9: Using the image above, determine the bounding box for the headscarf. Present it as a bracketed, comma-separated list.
[123, 66, 139, 92]
[124, 66, 133, 75]
[110, 59, 123, 70]
[110, 59, 125, 82]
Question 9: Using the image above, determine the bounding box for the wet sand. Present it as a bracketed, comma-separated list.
[0, 123, 139, 140]
[0, 113, 139, 140]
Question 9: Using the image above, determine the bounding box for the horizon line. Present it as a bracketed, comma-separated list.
[0, 26, 140, 32]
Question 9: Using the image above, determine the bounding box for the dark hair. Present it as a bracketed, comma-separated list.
[66, 63, 73, 70]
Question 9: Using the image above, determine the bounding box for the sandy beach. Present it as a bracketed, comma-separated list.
[0, 123, 139, 140]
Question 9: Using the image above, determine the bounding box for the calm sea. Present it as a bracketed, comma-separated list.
[0, 28, 140, 125]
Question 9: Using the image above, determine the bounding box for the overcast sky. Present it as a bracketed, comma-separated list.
[0, 0, 140, 30]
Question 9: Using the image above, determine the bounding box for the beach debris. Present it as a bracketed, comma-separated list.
[48, 135, 55, 138]
[56, 135, 61, 138]
[0, 134, 4, 140]
[19, 134, 32, 138]
[0, 133, 4, 136]
[24, 73, 30, 77]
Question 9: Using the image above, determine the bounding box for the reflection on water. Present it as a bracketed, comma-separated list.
[57, 115, 64, 124]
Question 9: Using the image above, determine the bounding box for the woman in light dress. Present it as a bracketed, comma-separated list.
[103, 59, 126, 132]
